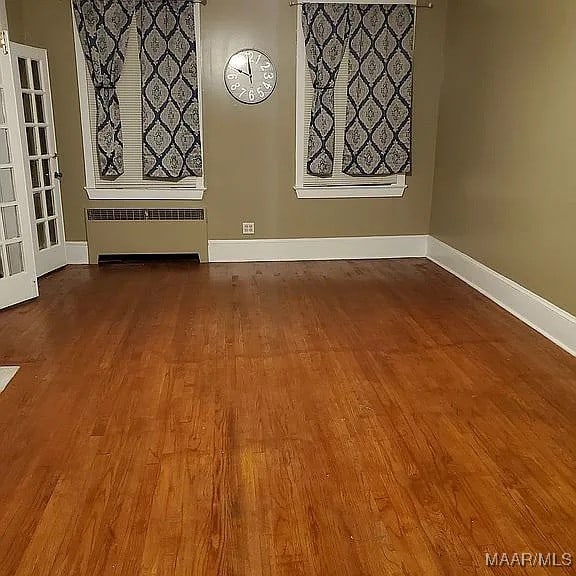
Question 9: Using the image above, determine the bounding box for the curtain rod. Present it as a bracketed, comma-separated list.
[193, 0, 207, 4]
[289, 1, 433, 7]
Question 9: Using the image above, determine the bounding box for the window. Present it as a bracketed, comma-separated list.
[295, 6, 406, 199]
[73, 4, 206, 200]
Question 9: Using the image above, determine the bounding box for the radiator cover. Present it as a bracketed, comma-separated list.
[86, 208, 208, 264]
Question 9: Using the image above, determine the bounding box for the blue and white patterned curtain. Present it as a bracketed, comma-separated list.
[302, 3, 415, 177]
[343, 4, 415, 176]
[139, 0, 203, 179]
[73, 0, 137, 177]
[302, 3, 349, 177]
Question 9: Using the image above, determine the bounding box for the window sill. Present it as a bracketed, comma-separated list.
[85, 187, 206, 201]
[294, 184, 406, 199]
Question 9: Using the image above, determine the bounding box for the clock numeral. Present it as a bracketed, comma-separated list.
[263, 82, 272, 90]
[260, 62, 271, 71]
[230, 82, 240, 91]
[227, 73, 238, 80]
[239, 88, 247, 97]
[249, 90, 255, 102]
[257, 86, 265, 98]
[263, 72, 274, 80]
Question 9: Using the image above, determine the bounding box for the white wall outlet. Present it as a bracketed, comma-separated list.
[242, 222, 255, 235]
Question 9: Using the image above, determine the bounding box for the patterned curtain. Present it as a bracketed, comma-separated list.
[302, 3, 349, 177]
[73, 0, 137, 177]
[343, 4, 415, 176]
[139, 0, 203, 179]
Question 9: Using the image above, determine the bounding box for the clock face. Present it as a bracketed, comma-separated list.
[225, 49, 277, 105]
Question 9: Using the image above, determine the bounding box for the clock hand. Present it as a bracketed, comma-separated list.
[234, 67, 250, 77]
[247, 57, 253, 83]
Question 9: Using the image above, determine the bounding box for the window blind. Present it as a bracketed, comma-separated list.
[302, 46, 397, 187]
[85, 20, 204, 190]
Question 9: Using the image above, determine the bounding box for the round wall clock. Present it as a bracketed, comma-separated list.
[224, 49, 277, 105]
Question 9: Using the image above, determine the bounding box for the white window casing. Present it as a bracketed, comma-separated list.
[73, 2, 206, 200]
[295, 1, 409, 199]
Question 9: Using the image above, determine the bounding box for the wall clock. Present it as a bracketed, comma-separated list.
[224, 49, 277, 105]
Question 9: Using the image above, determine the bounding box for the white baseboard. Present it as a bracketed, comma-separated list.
[0, 367, 19, 394]
[427, 237, 576, 357]
[66, 241, 89, 265]
[209, 235, 428, 263]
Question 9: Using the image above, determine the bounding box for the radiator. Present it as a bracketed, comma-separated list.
[85, 208, 208, 264]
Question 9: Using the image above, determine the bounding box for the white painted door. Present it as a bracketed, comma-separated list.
[0, 30, 38, 309]
[11, 42, 66, 277]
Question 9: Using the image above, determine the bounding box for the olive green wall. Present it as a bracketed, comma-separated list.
[7, 0, 447, 243]
[431, 0, 576, 316]
[4, 0, 19, 31]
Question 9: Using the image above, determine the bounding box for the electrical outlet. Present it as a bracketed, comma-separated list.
[242, 222, 255, 235]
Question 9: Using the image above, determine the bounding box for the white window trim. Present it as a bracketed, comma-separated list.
[72, 2, 206, 201]
[294, 1, 408, 200]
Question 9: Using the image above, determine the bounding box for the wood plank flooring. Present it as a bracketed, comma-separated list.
[0, 259, 575, 576]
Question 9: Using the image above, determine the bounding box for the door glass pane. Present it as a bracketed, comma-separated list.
[38, 127, 48, 155]
[45, 189, 55, 216]
[0, 129, 10, 163]
[48, 218, 58, 246]
[33, 192, 44, 219]
[42, 159, 51, 187]
[0, 168, 15, 203]
[26, 127, 37, 156]
[0, 250, 4, 278]
[2, 206, 20, 240]
[37, 222, 47, 250]
[23, 93, 34, 123]
[0, 89, 5, 124]
[35, 95, 45, 123]
[18, 58, 30, 89]
[30, 160, 41, 188]
[7, 242, 24, 275]
[31, 60, 42, 90]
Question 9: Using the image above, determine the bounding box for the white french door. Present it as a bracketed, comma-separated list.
[11, 42, 66, 277]
[0, 29, 38, 309]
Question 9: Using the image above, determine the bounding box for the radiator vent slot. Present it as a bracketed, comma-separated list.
[87, 208, 205, 222]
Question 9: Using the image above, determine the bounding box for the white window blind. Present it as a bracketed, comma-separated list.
[79, 9, 205, 194]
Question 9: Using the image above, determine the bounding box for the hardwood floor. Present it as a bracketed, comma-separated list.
[1, 259, 575, 576]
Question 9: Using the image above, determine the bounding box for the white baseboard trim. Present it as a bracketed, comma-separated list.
[209, 235, 428, 263]
[66, 241, 89, 265]
[0, 367, 19, 394]
[427, 237, 576, 357]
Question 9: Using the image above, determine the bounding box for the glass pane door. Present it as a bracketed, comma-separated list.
[0, 30, 38, 309]
[12, 43, 66, 277]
